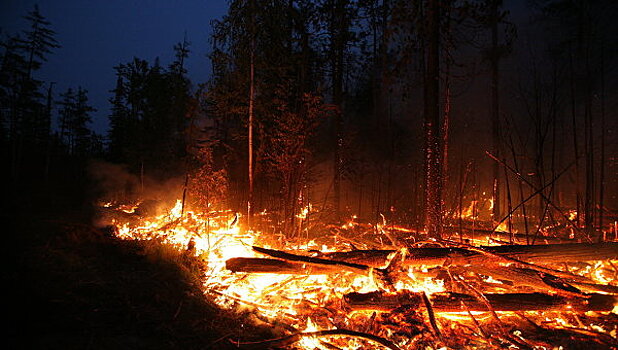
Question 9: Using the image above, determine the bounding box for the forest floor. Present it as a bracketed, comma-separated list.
[6, 188, 274, 349]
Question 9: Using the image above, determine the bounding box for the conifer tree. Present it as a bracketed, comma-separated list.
[58, 87, 95, 155]
[0, 5, 59, 181]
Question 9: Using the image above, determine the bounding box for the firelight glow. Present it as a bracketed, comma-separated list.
[105, 199, 618, 349]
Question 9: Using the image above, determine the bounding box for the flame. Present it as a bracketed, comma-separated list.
[495, 221, 509, 232]
[341, 215, 358, 229]
[298, 318, 323, 348]
[461, 200, 477, 219]
[296, 203, 312, 219]
[104, 199, 618, 349]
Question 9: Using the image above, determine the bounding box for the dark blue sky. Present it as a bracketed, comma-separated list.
[1, 0, 229, 133]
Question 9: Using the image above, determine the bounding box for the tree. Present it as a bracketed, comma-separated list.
[423, 0, 442, 238]
[107, 43, 192, 180]
[108, 75, 129, 161]
[207, 0, 328, 223]
[322, 0, 354, 221]
[0, 5, 59, 182]
[57, 86, 95, 155]
[21, 5, 60, 80]
[534, 0, 617, 239]
[472, 0, 515, 224]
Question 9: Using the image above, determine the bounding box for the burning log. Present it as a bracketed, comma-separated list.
[464, 264, 618, 296]
[248, 246, 402, 291]
[226, 257, 340, 275]
[227, 245, 617, 294]
[344, 291, 618, 313]
[252, 246, 374, 275]
[226, 252, 588, 296]
[229, 329, 402, 350]
[460, 265, 585, 297]
[319, 242, 618, 268]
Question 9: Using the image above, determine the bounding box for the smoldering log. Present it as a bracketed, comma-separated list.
[344, 291, 617, 312]
[319, 242, 618, 268]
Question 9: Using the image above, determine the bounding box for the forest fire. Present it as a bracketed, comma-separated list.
[5, 1, 618, 349]
[102, 199, 618, 349]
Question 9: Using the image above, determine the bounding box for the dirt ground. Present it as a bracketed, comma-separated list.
[7, 194, 273, 350]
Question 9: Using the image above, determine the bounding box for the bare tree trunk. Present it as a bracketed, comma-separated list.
[332, 0, 347, 222]
[582, 2, 595, 240]
[489, 0, 502, 224]
[569, 44, 581, 227]
[598, 45, 606, 241]
[442, 3, 451, 222]
[44, 82, 55, 184]
[423, 0, 442, 238]
[247, 0, 256, 230]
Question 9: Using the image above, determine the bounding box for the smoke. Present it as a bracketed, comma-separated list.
[88, 160, 139, 203]
[88, 160, 185, 226]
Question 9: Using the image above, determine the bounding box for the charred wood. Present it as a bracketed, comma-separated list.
[344, 291, 617, 312]
[320, 243, 618, 268]
[252, 246, 373, 275]
[226, 257, 339, 275]
[459, 265, 584, 297]
[229, 329, 401, 350]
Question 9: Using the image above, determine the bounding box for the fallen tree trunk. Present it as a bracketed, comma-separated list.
[251, 246, 373, 275]
[226, 257, 339, 275]
[225, 257, 614, 296]
[229, 243, 617, 278]
[319, 242, 618, 268]
[344, 291, 617, 312]
[244, 246, 399, 291]
[463, 264, 618, 296]
[456, 265, 584, 297]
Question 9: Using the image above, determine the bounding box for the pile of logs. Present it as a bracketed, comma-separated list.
[226, 242, 618, 313]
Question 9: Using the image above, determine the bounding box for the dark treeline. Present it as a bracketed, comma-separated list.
[0, 5, 101, 213]
[2, 1, 617, 240]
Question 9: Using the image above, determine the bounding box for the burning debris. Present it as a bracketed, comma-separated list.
[99, 199, 618, 349]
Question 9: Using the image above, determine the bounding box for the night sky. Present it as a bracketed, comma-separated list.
[0, 0, 228, 133]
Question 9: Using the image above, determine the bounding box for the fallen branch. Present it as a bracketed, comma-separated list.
[228, 329, 401, 350]
[421, 291, 442, 340]
[485, 152, 589, 242]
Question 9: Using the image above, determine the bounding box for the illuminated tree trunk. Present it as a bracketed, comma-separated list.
[247, 0, 256, 229]
[332, 0, 347, 221]
[423, 0, 442, 238]
[489, 0, 502, 223]
[598, 45, 606, 241]
[247, 51, 254, 228]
